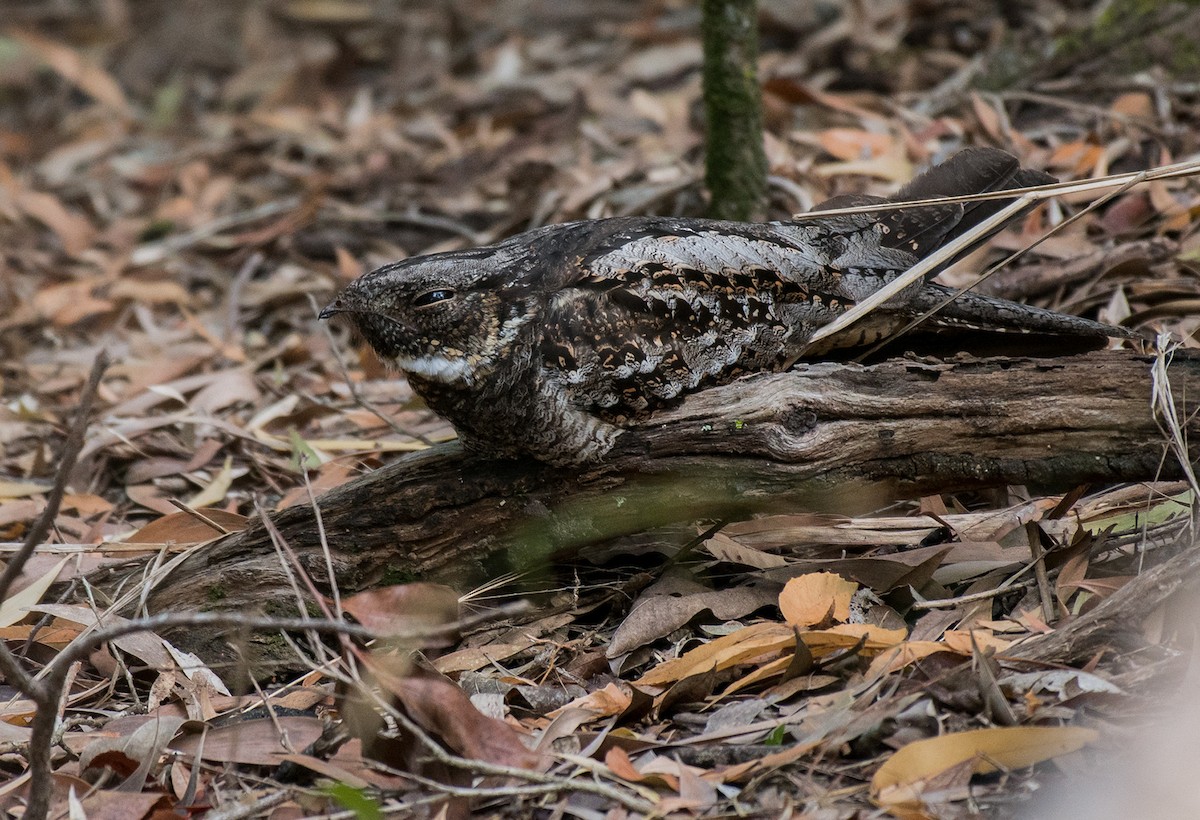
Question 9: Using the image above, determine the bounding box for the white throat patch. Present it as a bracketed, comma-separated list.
[396, 313, 532, 386]
[396, 354, 475, 384]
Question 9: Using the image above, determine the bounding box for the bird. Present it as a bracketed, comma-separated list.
[320, 148, 1135, 465]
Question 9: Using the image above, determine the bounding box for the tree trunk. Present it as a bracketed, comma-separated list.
[86, 349, 1199, 661]
[701, 0, 768, 220]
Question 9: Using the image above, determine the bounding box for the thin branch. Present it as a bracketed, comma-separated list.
[366, 699, 659, 814]
[0, 350, 108, 820]
[0, 350, 109, 602]
[910, 580, 1038, 611]
[167, 499, 233, 535]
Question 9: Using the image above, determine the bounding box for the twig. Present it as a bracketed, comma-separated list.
[385, 767, 653, 807]
[166, 499, 232, 535]
[0, 351, 109, 603]
[200, 788, 292, 820]
[910, 579, 1037, 611]
[0, 350, 107, 820]
[366, 702, 659, 814]
[1027, 522, 1057, 624]
[304, 458, 342, 620]
[130, 198, 301, 266]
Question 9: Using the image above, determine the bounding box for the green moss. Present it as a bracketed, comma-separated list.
[378, 565, 419, 587]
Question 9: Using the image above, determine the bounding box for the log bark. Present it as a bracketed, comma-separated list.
[85, 349, 1200, 638]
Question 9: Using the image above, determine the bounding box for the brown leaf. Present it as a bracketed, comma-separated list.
[32, 279, 111, 324]
[13, 187, 98, 255]
[366, 660, 543, 770]
[703, 532, 789, 569]
[80, 715, 187, 787]
[341, 583, 460, 640]
[433, 640, 535, 674]
[609, 574, 779, 657]
[171, 716, 325, 765]
[127, 509, 249, 544]
[10, 30, 131, 116]
[77, 791, 172, 820]
[1101, 192, 1153, 235]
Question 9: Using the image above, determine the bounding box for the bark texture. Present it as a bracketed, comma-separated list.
[86, 350, 1199, 644]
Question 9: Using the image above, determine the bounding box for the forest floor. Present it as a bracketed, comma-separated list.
[3, 0, 1200, 817]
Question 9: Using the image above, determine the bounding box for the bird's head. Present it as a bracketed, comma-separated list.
[320, 247, 538, 386]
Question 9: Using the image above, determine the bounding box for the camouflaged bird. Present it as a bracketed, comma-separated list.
[321, 148, 1134, 465]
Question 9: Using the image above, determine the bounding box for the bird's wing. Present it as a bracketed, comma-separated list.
[540, 221, 876, 418]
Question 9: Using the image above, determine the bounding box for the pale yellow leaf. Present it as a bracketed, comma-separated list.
[185, 456, 233, 509]
[873, 726, 1099, 806]
[0, 480, 48, 499]
[0, 556, 70, 628]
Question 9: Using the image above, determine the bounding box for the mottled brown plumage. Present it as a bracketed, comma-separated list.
[321, 148, 1133, 464]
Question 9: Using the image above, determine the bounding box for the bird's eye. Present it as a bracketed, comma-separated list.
[413, 289, 456, 308]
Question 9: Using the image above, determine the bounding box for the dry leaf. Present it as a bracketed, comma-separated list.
[10, 30, 132, 116]
[609, 575, 779, 657]
[341, 583, 460, 639]
[636, 623, 792, 687]
[185, 456, 235, 509]
[873, 726, 1099, 806]
[0, 556, 69, 627]
[779, 572, 858, 628]
[171, 716, 324, 765]
[127, 509, 248, 544]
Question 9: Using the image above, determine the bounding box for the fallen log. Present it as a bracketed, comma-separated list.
[85, 349, 1198, 659]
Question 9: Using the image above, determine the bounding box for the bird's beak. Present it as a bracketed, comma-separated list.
[318, 298, 343, 320]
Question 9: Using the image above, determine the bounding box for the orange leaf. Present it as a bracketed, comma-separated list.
[801, 623, 907, 653]
[635, 623, 792, 686]
[779, 572, 858, 627]
[817, 128, 893, 161]
[1110, 92, 1153, 119]
[548, 681, 634, 719]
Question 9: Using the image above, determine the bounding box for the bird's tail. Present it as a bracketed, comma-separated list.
[914, 284, 1137, 340]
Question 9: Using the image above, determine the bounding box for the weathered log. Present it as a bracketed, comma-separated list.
[85, 349, 1199, 641]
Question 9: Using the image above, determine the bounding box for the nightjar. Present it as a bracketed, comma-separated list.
[321, 148, 1134, 465]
